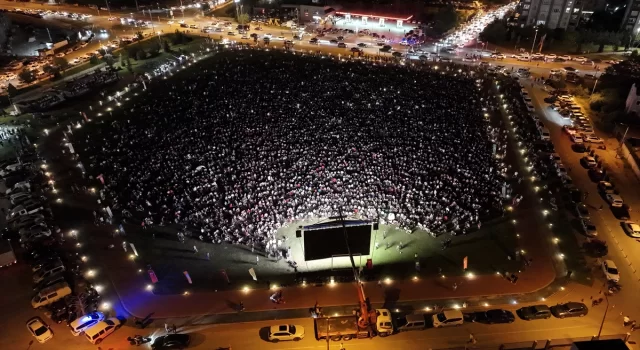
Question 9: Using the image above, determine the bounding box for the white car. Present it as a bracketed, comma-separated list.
[167, 20, 174, 25]
[550, 68, 562, 75]
[574, 56, 588, 62]
[559, 55, 572, 60]
[570, 134, 583, 144]
[69, 311, 105, 336]
[583, 135, 604, 144]
[602, 260, 620, 282]
[55, 52, 65, 58]
[622, 221, 640, 237]
[26, 317, 53, 343]
[581, 156, 597, 168]
[545, 54, 557, 60]
[79, 42, 88, 48]
[268, 324, 305, 342]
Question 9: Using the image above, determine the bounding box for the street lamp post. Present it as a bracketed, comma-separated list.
[104, 0, 111, 17]
[597, 289, 609, 339]
[234, 0, 241, 24]
[530, 28, 538, 56]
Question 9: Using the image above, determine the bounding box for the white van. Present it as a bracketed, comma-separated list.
[84, 318, 122, 344]
[31, 282, 72, 309]
[539, 127, 551, 140]
[376, 308, 393, 337]
[432, 310, 464, 328]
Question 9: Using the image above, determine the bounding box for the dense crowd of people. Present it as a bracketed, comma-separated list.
[76, 50, 509, 251]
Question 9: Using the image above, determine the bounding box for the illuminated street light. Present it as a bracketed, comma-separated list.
[146, 284, 154, 291]
[100, 302, 111, 310]
[94, 285, 104, 293]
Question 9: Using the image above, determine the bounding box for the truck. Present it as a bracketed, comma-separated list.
[0, 239, 17, 268]
[314, 308, 393, 341]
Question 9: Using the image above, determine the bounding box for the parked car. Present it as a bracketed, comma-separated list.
[602, 259, 620, 283]
[268, 324, 305, 342]
[69, 311, 105, 336]
[580, 156, 597, 168]
[581, 219, 598, 237]
[575, 202, 590, 219]
[516, 305, 552, 320]
[26, 317, 53, 343]
[622, 221, 640, 238]
[597, 181, 615, 194]
[84, 317, 122, 344]
[550, 302, 588, 318]
[471, 309, 515, 324]
[151, 333, 192, 349]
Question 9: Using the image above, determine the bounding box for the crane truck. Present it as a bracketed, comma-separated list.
[313, 212, 394, 342]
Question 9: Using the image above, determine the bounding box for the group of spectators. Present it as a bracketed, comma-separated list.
[62, 69, 120, 97]
[75, 50, 510, 253]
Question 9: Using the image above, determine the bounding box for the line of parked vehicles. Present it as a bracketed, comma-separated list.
[2, 149, 192, 349]
[516, 74, 625, 295]
[0, 152, 120, 345]
[270, 303, 591, 344]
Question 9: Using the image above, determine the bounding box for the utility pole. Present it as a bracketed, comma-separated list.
[530, 27, 538, 56]
[597, 288, 609, 339]
[104, 0, 111, 17]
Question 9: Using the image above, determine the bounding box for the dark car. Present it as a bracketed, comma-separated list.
[611, 204, 631, 220]
[151, 334, 191, 350]
[544, 96, 557, 103]
[337, 42, 346, 48]
[472, 309, 515, 324]
[551, 302, 588, 318]
[572, 143, 588, 153]
[588, 168, 605, 181]
[517, 305, 552, 320]
[329, 39, 338, 44]
[380, 45, 392, 52]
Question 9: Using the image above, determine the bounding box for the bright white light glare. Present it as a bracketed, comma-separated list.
[94, 285, 104, 292]
[146, 284, 154, 291]
[100, 302, 111, 310]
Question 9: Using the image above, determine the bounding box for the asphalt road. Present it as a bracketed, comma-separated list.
[525, 77, 640, 324]
[0, 259, 628, 350]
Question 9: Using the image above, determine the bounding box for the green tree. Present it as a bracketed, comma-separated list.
[433, 5, 459, 34]
[149, 41, 161, 55]
[136, 50, 147, 60]
[18, 69, 36, 83]
[136, 31, 144, 41]
[479, 19, 509, 44]
[163, 40, 171, 52]
[89, 55, 100, 65]
[125, 57, 133, 73]
[127, 46, 140, 60]
[42, 64, 59, 75]
[52, 57, 69, 71]
[7, 83, 18, 95]
[119, 53, 124, 67]
[103, 55, 115, 68]
[237, 13, 249, 25]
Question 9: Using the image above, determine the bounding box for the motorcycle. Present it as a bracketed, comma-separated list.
[127, 335, 151, 346]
